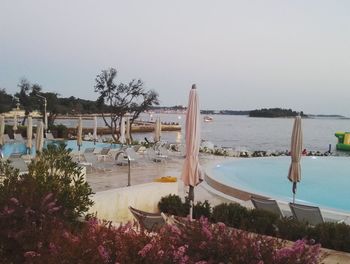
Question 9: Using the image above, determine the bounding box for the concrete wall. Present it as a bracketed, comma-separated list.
[89, 182, 178, 224]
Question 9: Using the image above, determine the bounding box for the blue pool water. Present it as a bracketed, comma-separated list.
[2, 140, 120, 157]
[211, 156, 350, 213]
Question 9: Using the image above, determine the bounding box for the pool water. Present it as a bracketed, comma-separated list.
[2, 140, 120, 157]
[212, 156, 350, 213]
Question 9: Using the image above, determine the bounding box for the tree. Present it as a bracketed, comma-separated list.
[15, 79, 45, 125]
[94, 68, 159, 142]
[0, 88, 14, 113]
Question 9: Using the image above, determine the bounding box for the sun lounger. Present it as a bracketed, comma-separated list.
[251, 196, 284, 218]
[129, 206, 165, 231]
[96, 147, 111, 161]
[83, 153, 113, 171]
[289, 203, 324, 226]
[125, 147, 142, 162]
[45, 132, 55, 140]
[14, 133, 24, 142]
[4, 134, 13, 143]
[146, 148, 167, 162]
[115, 151, 130, 166]
[8, 156, 29, 174]
[84, 148, 95, 153]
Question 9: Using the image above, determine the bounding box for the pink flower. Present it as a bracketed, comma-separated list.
[48, 206, 61, 213]
[3, 206, 14, 215]
[41, 193, 54, 206]
[24, 251, 40, 258]
[98, 245, 110, 262]
[138, 243, 153, 257]
[49, 242, 58, 255]
[9, 197, 19, 206]
[201, 226, 212, 240]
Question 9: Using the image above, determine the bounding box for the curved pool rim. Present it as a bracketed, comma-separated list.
[205, 156, 350, 215]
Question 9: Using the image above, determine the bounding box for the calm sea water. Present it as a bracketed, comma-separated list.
[55, 113, 349, 152]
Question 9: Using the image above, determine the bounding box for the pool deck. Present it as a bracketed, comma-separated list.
[86, 153, 350, 264]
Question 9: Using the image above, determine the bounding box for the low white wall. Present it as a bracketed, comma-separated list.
[89, 182, 178, 224]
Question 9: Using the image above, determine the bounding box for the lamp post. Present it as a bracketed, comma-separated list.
[36, 94, 47, 132]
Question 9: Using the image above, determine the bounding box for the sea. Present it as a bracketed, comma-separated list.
[55, 113, 350, 153]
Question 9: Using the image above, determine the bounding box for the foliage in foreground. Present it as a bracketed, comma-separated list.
[159, 195, 350, 253]
[0, 144, 94, 223]
[0, 211, 323, 264]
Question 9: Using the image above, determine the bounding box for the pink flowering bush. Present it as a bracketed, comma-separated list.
[15, 217, 323, 264]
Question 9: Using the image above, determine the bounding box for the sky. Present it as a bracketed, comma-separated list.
[1, 0, 350, 115]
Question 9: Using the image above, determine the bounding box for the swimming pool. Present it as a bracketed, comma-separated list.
[210, 156, 350, 213]
[1, 140, 120, 157]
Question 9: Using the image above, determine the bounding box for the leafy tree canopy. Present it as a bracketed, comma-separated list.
[94, 68, 159, 141]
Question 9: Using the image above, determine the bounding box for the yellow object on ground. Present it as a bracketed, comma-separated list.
[154, 176, 178, 183]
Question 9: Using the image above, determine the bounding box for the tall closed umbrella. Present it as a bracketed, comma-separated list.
[288, 115, 303, 203]
[77, 117, 83, 159]
[13, 112, 18, 132]
[119, 117, 126, 144]
[26, 116, 33, 154]
[125, 118, 131, 145]
[93, 115, 98, 145]
[181, 84, 202, 219]
[154, 117, 161, 143]
[35, 121, 44, 153]
[0, 115, 5, 148]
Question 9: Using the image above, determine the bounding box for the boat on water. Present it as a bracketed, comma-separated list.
[335, 131, 350, 151]
[203, 116, 213, 122]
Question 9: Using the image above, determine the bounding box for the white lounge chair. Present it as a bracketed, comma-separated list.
[251, 196, 284, 218]
[8, 156, 29, 174]
[45, 132, 55, 140]
[84, 148, 95, 154]
[14, 133, 24, 142]
[96, 147, 111, 161]
[115, 151, 130, 166]
[83, 153, 113, 171]
[146, 148, 167, 163]
[125, 147, 142, 162]
[4, 134, 13, 143]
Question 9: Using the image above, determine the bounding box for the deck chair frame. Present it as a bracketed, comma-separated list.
[251, 196, 284, 218]
[289, 202, 324, 226]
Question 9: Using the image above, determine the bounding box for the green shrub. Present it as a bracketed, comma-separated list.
[50, 124, 68, 138]
[276, 217, 310, 241]
[0, 143, 94, 223]
[158, 194, 188, 217]
[245, 209, 279, 236]
[158, 195, 350, 253]
[312, 222, 350, 252]
[212, 203, 249, 228]
[193, 199, 211, 219]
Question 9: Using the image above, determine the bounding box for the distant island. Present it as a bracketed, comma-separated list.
[249, 108, 307, 118]
[149, 106, 347, 119]
[201, 110, 250, 115]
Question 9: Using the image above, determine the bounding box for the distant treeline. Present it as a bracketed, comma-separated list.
[249, 108, 307, 118]
[0, 88, 103, 115]
[201, 110, 250, 115]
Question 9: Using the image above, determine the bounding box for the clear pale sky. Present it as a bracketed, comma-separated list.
[1, 0, 350, 115]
